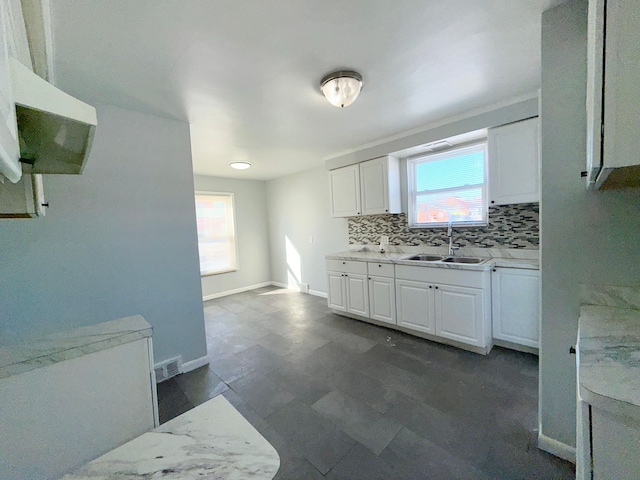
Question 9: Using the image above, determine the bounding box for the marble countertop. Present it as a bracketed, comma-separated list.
[326, 247, 539, 271]
[62, 395, 280, 479]
[0, 315, 152, 379]
[578, 304, 640, 420]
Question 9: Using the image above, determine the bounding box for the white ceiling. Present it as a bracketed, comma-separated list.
[50, 0, 562, 180]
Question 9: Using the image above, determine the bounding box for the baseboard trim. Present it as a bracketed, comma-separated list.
[538, 432, 576, 463]
[203, 282, 273, 301]
[203, 281, 324, 301]
[182, 355, 209, 373]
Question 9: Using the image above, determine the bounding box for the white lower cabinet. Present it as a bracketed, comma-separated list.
[346, 273, 369, 317]
[435, 284, 484, 347]
[394, 265, 491, 353]
[491, 267, 539, 348]
[326, 259, 369, 317]
[369, 275, 396, 325]
[327, 271, 347, 312]
[396, 279, 434, 334]
[327, 259, 494, 353]
[367, 262, 396, 325]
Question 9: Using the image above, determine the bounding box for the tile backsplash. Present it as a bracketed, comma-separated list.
[348, 203, 539, 249]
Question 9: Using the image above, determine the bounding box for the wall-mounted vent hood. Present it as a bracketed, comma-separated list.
[9, 56, 97, 176]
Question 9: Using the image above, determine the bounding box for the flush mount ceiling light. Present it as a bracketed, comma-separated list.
[229, 162, 251, 170]
[320, 70, 363, 108]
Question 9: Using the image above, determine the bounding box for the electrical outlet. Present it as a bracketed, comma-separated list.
[380, 235, 389, 244]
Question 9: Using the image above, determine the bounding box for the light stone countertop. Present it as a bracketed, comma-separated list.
[325, 247, 539, 271]
[0, 315, 152, 379]
[61, 394, 280, 479]
[578, 288, 640, 420]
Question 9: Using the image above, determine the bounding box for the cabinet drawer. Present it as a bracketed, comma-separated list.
[367, 262, 394, 278]
[395, 265, 485, 288]
[326, 259, 367, 274]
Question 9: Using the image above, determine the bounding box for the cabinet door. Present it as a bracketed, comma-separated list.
[327, 271, 346, 312]
[592, 406, 640, 480]
[346, 273, 369, 317]
[360, 157, 389, 215]
[329, 165, 360, 217]
[435, 284, 484, 346]
[395, 279, 435, 334]
[488, 117, 540, 205]
[491, 268, 539, 347]
[368, 275, 395, 325]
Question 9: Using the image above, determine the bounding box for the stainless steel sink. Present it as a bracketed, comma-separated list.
[405, 254, 444, 262]
[441, 256, 486, 264]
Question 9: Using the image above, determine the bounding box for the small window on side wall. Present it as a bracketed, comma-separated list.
[195, 192, 237, 276]
[408, 143, 488, 228]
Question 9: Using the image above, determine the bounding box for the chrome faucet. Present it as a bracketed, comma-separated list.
[447, 220, 459, 256]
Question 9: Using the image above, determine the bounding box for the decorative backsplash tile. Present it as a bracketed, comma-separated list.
[348, 203, 539, 249]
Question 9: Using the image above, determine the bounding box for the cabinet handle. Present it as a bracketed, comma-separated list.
[378, 264, 382, 268]
[368, 277, 371, 280]
[342, 262, 346, 265]
[42, 202, 50, 208]
[385, 209, 388, 212]
[580, 171, 588, 178]
[435, 286, 438, 289]
[492, 269, 496, 272]
[491, 200, 495, 204]
[429, 285, 432, 289]
[569, 346, 576, 355]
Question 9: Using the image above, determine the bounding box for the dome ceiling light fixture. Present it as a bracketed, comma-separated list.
[320, 70, 363, 108]
[229, 161, 251, 170]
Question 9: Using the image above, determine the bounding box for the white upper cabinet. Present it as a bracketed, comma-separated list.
[329, 156, 401, 217]
[359, 156, 401, 215]
[488, 117, 540, 205]
[329, 164, 361, 217]
[587, 0, 640, 189]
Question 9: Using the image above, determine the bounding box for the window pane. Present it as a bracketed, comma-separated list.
[408, 142, 487, 227]
[195, 194, 237, 275]
[415, 150, 485, 192]
[415, 188, 484, 224]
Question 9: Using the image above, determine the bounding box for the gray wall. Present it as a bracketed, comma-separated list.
[540, 1, 640, 448]
[266, 166, 348, 295]
[0, 104, 207, 365]
[193, 175, 271, 298]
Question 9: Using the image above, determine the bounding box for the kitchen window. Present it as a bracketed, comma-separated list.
[407, 143, 487, 227]
[195, 192, 238, 275]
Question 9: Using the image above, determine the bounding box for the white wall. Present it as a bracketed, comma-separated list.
[266, 166, 348, 295]
[540, 0, 640, 452]
[0, 104, 208, 366]
[193, 175, 271, 299]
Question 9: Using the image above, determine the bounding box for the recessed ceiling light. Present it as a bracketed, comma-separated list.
[229, 162, 251, 170]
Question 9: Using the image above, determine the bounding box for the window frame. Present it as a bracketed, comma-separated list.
[407, 142, 488, 228]
[194, 191, 239, 277]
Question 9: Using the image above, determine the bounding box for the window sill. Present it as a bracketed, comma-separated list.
[201, 268, 238, 277]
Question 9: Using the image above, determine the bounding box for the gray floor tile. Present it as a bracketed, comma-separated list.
[229, 371, 294, 418]
[208, 352, 256, 383]
[266, 363, 333, 405]
[326, 443, 406, 480]
[260, 426, 325, 480]
[327, 366, 403, 414]
[256, 332, 300, 356]
[379, 427, 492, 480]
[267, 400, 356, 475]
[236, 344, 289, 374]
[312, 390, 402, 454]
[174, 365, 228, 406]
[157, 287, 575, 479]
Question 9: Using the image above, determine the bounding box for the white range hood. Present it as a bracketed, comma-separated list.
[5, 56, 97, 179]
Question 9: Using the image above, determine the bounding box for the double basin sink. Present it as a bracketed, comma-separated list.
[403, 254, 487, 265]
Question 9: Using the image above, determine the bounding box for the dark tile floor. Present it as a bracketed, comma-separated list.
[157, 286, 575, 479]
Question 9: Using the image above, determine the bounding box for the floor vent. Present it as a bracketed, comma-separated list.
[154, 356, 182, 383]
